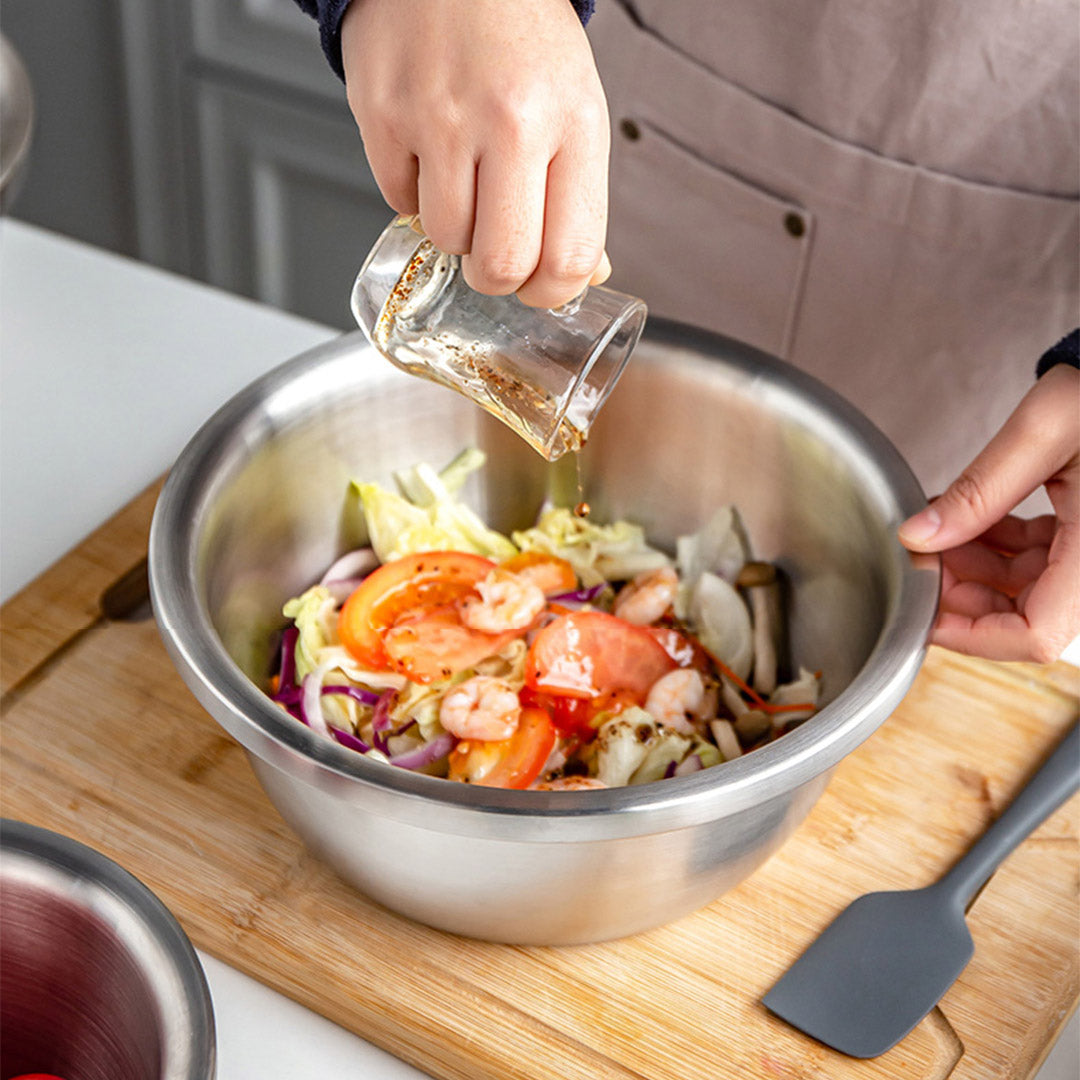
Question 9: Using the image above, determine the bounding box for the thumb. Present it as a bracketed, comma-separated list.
[897, 480, 1001, 553]
[899, 395, 1065, 554]
[588, 250, 613, 286]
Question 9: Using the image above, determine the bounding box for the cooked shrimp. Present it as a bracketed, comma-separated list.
[460, 569, 546, 632]
[439, 675, 521, 740]
[613, 566, 678, 626]
[644, 668, 707, 734]
[534, 776, 608, 791]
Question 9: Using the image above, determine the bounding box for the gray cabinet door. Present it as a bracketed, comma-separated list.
[193, 79, 390, 329]
[188, 0, 344, 102]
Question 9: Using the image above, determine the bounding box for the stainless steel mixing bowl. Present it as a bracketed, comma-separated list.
[0, 819, 215, 1080]
[149, 319, 939, 945]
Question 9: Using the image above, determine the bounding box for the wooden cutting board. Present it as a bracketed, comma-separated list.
[2, 479, 1077, 1080]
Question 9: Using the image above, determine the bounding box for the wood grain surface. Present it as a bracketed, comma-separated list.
[0, 477, 163, 695]
[1, 487, 1077, 1080]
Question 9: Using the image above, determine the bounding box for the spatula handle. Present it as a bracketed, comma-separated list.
[938, 721, 1079, 910]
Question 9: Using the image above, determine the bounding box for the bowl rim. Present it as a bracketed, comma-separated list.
[1, 818, 216, 1078]
[149, 319, 940, 839]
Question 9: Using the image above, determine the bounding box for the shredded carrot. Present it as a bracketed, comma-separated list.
[548, 602, 576, 617]
[687, 632, 816, 714]
[759, 701, 816, 715]
[692, 637, 767, 707]
[269, 674, 280, 694]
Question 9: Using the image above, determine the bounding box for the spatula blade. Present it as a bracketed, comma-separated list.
[763, 884, 974, 1058]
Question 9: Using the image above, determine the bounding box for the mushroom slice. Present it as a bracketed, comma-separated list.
[768, 667, 821, 729]
[737, 561, 784, 697]
[710, 718, 743, 761]
[733, 708, 771, 744]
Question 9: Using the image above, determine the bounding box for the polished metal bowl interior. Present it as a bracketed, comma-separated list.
[150, 319, 939, 944]
[0, 819, 215, 1080]
[0, 34, 34, 210]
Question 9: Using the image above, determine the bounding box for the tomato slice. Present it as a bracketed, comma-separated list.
[519, 685, 593, 737]
[525, 610, 676, 700]
[338, 551, 508, 678]
[499, 550, 578, 595]
[447, 707, 557, 789]
[587, 687, 641, 720]
[521, 684, 642, 739]
[646, 627, 712, 670]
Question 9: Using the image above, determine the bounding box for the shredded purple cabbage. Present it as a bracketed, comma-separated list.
[271, 628, 304, 714]
[271, 571, 457, 770]
[370, 690, 397, 753]
[280, 662, 447, 769]
[330, 726, 372, 753]
[274, 685, 303, 708]
[273, 627, 299, 693]
[548, 583, 607, 607]
[276, 699, 303, 721]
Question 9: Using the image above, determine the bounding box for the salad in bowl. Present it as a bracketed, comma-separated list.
[269, 449, 820, 790]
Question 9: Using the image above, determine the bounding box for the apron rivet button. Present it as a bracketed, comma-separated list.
[619, 119, 642, 141]
[784, 212, 806, 238]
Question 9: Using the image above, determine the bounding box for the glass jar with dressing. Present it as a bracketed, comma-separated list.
[351, 216, 647, 460]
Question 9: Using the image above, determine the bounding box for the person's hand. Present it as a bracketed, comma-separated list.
[340, 0, 611, 309]
[898, 364, 1079, 663]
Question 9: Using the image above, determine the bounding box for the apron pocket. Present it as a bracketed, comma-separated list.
[608, 119, 814, 359]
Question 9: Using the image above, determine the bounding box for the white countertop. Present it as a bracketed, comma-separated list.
[0, 218, 432, 1080]
[2, 218, 1074, 1079]
[0, 218, 335, 599]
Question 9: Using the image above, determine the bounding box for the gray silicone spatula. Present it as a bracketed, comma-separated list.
[763, 721, 1079, 1058]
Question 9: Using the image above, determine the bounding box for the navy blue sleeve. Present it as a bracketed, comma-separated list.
[293, 0, 595, 82]
[1035, 329, 1080, 378]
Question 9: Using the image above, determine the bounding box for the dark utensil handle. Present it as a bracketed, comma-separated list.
[938, 721, 1079, 909]
[100, 555, 151, 620]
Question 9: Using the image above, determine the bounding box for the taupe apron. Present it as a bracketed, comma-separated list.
[588, 0, 1079, 494]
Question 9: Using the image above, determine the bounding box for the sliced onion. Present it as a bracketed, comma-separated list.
[674, 753, 704, 776]
[320, 547, 379, 585]
[325, 578, 367, 604]
[300, 671, 331, 736]
[388, 732, 456, 770]
[321, 684, 381, 707]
